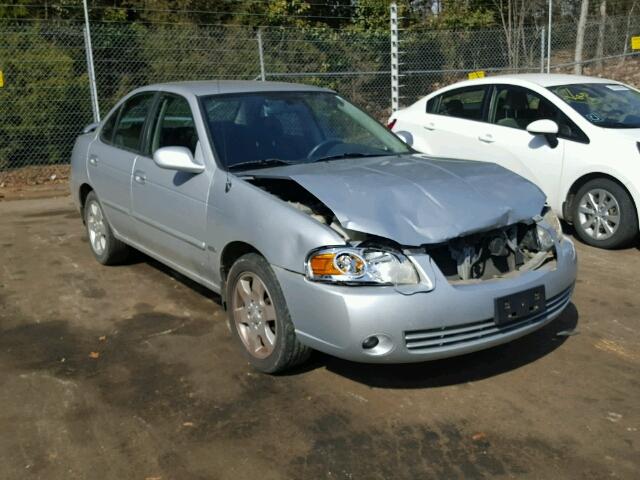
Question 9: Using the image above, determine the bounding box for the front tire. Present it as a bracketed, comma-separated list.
[572, 178, 638, 249]
[84, 191, 131, 265]
[226, 253, 311, 373]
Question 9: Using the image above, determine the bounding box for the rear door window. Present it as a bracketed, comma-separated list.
[434, 86, 488, 121]
[112, 93, 155, 152]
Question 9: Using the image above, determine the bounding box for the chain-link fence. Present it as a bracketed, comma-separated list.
[400, 14, 640, 106]
[400, 25, 546, 107]
[0, 21, 92, 180]
[1, 10, 639, 183]
[550, 13, 640, 69]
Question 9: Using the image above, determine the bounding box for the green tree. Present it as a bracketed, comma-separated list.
[0, 25, 91, 169]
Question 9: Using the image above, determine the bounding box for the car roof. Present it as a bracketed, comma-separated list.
[440, 73, 620, 91]
[136, 80, 334, 97]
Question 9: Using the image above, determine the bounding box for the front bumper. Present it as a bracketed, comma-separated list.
[274, 238, 577, 363]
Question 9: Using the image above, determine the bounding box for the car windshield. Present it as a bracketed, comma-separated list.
[200, 91, 411, 169]
[548, 83, 640, 129]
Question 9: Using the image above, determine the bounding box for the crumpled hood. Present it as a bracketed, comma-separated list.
[242, 155, 546, 245]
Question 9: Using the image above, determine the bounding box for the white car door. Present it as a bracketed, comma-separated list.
[411, 85, 492, 160]
[472, 84, 590, 210]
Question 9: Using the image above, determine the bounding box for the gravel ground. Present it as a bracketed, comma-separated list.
[0, 195, 638, 480]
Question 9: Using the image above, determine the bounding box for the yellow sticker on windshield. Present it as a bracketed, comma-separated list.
[468, 70, 485, 80]
[632, 36, 640, 50]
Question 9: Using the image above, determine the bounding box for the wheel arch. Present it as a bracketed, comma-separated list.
[563, 172, 638, 224]
[219, 241, 265, 308]
[78, 183, 94, 218]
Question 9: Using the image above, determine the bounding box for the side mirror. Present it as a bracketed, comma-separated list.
[395, 130, 414, 146]
[526, 119, 559, 148]
[153, 146, 205, 174]
[82, 122, 100, 134]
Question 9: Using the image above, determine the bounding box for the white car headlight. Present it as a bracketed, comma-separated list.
[305, 247, 420, 285]
[536, 206, 563, 249]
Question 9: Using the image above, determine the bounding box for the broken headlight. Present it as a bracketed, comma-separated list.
[305, 247, 420, 285]
[536, 206, 563, 250]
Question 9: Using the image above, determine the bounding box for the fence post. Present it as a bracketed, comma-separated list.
[540, 27, 546, 73]
[257, 28, 266, 81]
[82, 0, 100, 122]
[547, 0, 552, 73]
[390, 2, 399, 113]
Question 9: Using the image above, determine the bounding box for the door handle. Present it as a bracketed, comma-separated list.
[478, 134, 495, 143]
[134, 171, 146, 185]
[423, 122, 436, 131]
[88, 155, 99, 166]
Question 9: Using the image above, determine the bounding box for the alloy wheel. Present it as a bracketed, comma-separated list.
[232, 272, 277, 359]
[86, 200, 107, 255]
[577, 188, 621, 241]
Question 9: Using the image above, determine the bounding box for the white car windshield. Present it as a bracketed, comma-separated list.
[548, 83, 640, 129]
[200, 92, 411, 169]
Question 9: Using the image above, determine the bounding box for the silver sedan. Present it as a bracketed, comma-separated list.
[71, 81, 577, 373]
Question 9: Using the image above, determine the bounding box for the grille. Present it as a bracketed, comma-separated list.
[404, 285, 573, 352]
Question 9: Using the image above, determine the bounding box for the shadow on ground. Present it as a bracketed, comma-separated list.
[58, 239, 581, 390]
[302, 304, 579, 388]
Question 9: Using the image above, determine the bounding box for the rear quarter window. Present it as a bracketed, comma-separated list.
[426, 97, 438, 113]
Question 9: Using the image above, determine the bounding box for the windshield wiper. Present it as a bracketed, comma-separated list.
[312, 152, 391, 163]
[227, 158, 296, 171]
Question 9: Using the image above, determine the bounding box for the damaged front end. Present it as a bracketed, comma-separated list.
[425, 220, 557, 284]
[245, 176, 560, 288]
[246, 177, 422, 286]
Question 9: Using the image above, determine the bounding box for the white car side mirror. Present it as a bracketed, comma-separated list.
[526, 119, 559, 148]
[153, 146, 205, 174]
[526, 119, 559, 135]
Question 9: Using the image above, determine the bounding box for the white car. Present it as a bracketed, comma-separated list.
[389, 74, 640, 249]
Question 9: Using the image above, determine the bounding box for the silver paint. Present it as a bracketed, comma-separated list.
[70, 80, 577, 364]
[241, 154, 547, 245]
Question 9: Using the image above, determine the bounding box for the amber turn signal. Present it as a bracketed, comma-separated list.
[308, 253, 341, 276]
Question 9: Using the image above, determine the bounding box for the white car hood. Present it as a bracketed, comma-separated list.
[606, 127, 640, 141]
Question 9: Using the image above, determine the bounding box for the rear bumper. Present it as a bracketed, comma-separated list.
[274, 237, 577, 363]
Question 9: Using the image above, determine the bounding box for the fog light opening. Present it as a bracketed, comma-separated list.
[362, 336, 380, 350]
[360, 334, 394, 356]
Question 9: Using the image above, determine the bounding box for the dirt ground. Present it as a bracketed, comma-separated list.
[0, 166, 71, 201]
[0, 195, 638, 480]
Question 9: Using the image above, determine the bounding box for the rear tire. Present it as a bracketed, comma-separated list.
[84, 191, 131, 265]
[226, 253, 311, 373]
[572, 178, 638, 249]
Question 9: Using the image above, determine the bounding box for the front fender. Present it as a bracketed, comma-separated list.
[206, 172, 346, 285]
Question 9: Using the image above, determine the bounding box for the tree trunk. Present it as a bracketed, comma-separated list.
[574, 0, 590, 75]
[495, 0, 529, 70]
[595, 0, 607, 70]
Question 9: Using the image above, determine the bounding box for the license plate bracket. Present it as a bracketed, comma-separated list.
[494, 286, 546, 326]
